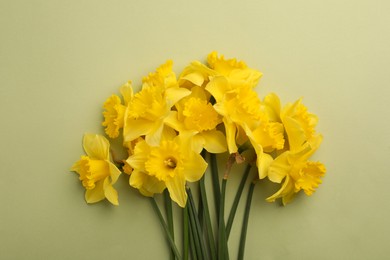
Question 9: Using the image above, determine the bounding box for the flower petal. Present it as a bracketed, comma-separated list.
[83, 134, 110, 160]
[130, 170, 166, 197]
[266, 175, 293, 203]
[181, 152, 208, 182]
[126, 140, 151, 171]
[164, 111, 185, 132]
[257, 153, 273, 180]
[103, 178, 119, 205]
[165, 174, 187, 208]
[145, 120, 164, 146]
[165, 87, 191, 106]
[268, 152, 290, 183]
[191, 134, 205, 154]
[201, 130, 227, 153]
[263, 93, 281, 122]
[85, 180, 105, 203]
[120, 81, 134, 105]
[205, 76, 229, 103]
[108, 161, 121, 184]
[223, 118, 238, 154]
[123, 118, 154, 143]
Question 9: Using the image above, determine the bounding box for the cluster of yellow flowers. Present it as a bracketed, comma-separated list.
[71, 51, 325, 207]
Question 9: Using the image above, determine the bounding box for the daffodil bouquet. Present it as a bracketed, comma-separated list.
[71, 52, 326, 260]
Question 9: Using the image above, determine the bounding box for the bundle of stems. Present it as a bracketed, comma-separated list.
[150, 151, 256, 260]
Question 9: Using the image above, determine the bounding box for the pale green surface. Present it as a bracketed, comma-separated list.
[1, 0, 390, 259]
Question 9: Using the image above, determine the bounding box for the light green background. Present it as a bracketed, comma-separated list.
[1, 0, 390, 259]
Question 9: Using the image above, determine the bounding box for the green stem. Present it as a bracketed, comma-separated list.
[187, 199, 202, 260]
[183, 204, 189, 260]
[164, 190, 175, 260]
[198, 187, 204, 229]
[226, 164, 252, 239]
[187, 187, 209, 260]
[238, 182, 255, 260]
[150, 197, 181, 260]
[200, 175, 217, 260]
[210, 153, 221, 220]
[188, 214, 198, 260]
[218, 178, 229, 260]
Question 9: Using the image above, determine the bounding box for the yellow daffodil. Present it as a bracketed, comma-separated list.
[206, 78, 259, 153]
[71, 134, 121, 205]
[281, 98, 319, 152]
[102, 81, 133, 138]
[262, 93, 282, 123]
[165, 86, 227, 153]
[204, 53, 265, 150]
[126, 140, 166, 197]
[207, 51, 263, 89]
[244, 121, 285, 179]
[123, 61, 190, 146]
[178, 61, 218, 89]
[266, 136, 326, 205]
[126, 134, 208, 207]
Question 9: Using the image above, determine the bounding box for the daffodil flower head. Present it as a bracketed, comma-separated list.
[127, 134, 208, 207]
[71, 134, 121, 205]
[183, 97, 220, 132]
[143, 60, 177, 89]
[266, 136, 326, 205]
[102, 81, 133, 138]
[123, 62, 190, 146]
[207, 76, 274, 154]
[178, 61, 218, 89]
[207, 51, 263, 89]
[165, 86, 227, 153]
[281, 98, 319, 152]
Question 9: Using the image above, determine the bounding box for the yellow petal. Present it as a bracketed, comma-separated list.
[281, 98, 319, 151]
[191, 134, 205, 154]
[201, 130, 227, 153]
[164, 111, 185, 132]
[178, 61, 217, 87]
[268, 152, 290, 183]
[145, 121, 164, 146]
[103, 178, 119, 205]
[181, 72, 204, 87]
[130, 170, 166, 197]
[70, 160, 80, 172]
[85, 179, 105, 203]
[120, 81, 134, 105]
[257, 153, 273, 179]
[181, 152, 208, 182]
[83, 134, 110, 160]
[165, 174, 187, 208]
[223, 118, 238, 154]
[123, 118, 155, 143]
[263, 93, 281, 122]
[165, 87, 191, 106]
[108, 161, 121, 184]
[266, 175, 294, 203]
[126, 140, 151, 171]
[205, 76, 229, 103]
[207, 51, 262, 88]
